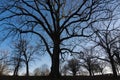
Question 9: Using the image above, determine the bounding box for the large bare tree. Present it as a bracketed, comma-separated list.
[0, 0, 115, 77]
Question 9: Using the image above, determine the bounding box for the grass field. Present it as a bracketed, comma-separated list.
[0, 76, 119, 80]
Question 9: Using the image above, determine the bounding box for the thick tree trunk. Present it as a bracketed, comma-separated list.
[50, 54, 60, 78]
[49, 35, 61, 78]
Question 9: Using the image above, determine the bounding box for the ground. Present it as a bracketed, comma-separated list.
[0, 75, 119, 80]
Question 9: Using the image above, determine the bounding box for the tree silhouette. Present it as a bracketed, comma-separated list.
[67, 58, 80, 76]
[78, 47, 100, 76]
[0, 50, 10, 76]
[33, 64, 50, 76]
[12, 53, 23, 76]
[90, 18, 120, 76]
[11, 39, 39, 76]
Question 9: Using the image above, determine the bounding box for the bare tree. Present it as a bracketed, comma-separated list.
[90, 17, 120, 76]
[0, 62, 10, 76]
[95, 61, 107, 75]
[0, 0, 115, 78]
[11, 39, 39, 76]
[89, 61, 107, 75]
[20, 39, 39, 76]
[11, 39, 25, 76]
[0, 50, 10, 76]
[67, 58, 80, 76]
[79, 47, 100, 76]
[11, 52, 23, 76]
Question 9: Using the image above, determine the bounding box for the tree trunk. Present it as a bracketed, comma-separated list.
[88, 64, 92, 76]
[92, 71, 94, 76]
[23, 52, 29, 76]
[26, 61, 29, 76]
[13, 66, 18, 76]
[88, 69, 92, 76]
[107, 49, 117, 76]
[49, 35, 61, 78]
[109, 56, 117, 76]
[73, 71, 76, 76]
[50, 54, 60, 78]
[13, 59, 21, 76]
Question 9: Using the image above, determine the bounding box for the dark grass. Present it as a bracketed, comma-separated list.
[0, 75, 120, 80]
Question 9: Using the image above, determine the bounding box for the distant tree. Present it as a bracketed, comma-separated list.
[67, 58, 80, 76]
[91, 61, 106, 75]
[0, 50, 10, 76]
[10, 39, 25, 76]
[90, 18, 120, 76]
[0, 63, 10, 76]
[11, 39, 39, 76]
[61, 64, 69, 76]
[33, 67, 41, 76]
[33, 64, 50, 76]
[79, 48, 100, 76]
[11, 52, 23, 76]
[0, 0, 114, 78]
[96, 61, 107, 75]
[40, 64, 50, 76]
